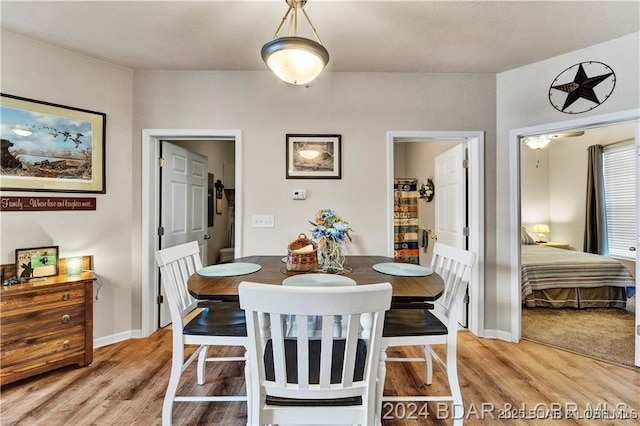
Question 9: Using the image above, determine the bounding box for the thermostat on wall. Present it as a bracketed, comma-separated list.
[292, 189, 307, 200]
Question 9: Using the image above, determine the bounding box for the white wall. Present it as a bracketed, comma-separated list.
[520, 146, 550, 230]
[0, 30, 135, 341]
[497, 33, 640, 336]
[132, 70, 496, 262]
[524, 131, 636, 250]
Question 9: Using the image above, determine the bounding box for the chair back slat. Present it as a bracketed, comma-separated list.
[296, 324, 310, 388]
[318, 319, 334, 388]
[429, 242, 477, 326]
[269, 312, 287, 386]
[341, 313, 361, 387]
[240, 282, 392, 403]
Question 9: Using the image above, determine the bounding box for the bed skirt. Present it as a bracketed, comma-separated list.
[523, 286, 627, 309]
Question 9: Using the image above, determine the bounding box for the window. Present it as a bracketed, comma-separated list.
[603, 141, 636, 259]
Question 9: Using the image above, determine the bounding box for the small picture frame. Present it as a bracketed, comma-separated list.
[286, 134, 341, 179]
[15, 246, 59, 279]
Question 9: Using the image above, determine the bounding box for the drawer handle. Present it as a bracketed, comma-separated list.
[62, 340, 71, 349]
[61, 314, 71, 323]
[62, 292, 70, 301]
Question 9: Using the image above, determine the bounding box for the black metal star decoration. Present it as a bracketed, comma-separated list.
[551, 63, 614, 112]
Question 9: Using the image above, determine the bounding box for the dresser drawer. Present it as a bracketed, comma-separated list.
[0, 283, 85, 315]
[1, 326, 86, 368]
[0, 271, 94, 385]
[1, 304, 85, 338]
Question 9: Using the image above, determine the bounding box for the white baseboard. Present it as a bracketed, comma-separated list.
[94, 329, 144, 349]
[481, 329, 516, 342]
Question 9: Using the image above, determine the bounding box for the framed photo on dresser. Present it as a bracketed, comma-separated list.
[15, 246, 59, 279]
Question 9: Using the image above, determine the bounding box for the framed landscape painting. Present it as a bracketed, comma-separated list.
[286, 134, 341, 179]
[0, 93, 106, 193]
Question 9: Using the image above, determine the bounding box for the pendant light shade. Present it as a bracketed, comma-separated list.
[262, 0, 329, 85]
[261, 36, 329, 85]
[524, 136, 551, 150]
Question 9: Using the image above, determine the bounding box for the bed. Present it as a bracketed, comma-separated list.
[521, 244, 635, 309]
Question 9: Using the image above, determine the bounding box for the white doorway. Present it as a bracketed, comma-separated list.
[508, 109, 640, 366]
[158, 142, 208, 327]
[387, 131, 485, 337]
[141, 129, 243, 338]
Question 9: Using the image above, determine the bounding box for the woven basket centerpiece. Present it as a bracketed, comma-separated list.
[286, 233, 318, 272]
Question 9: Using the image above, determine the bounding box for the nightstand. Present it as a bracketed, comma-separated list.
[538, 241, 570, 249]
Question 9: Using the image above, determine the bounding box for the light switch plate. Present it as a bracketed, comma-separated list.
[252, 215, 274, 228]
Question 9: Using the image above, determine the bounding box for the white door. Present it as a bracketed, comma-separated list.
[434, 143, 467, 249]
[158, 141, 208, 327]
[435, 143, 468, 325]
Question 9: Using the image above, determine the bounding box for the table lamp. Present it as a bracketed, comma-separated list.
[532, 224, 550, 243]
[65, 257, 83, 276]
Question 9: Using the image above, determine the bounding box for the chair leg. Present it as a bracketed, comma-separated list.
[446, 343, 463, 425]
[163, 342, 185, 426]
[196, 345, 209, 385]
[375, 348, 388, 425]
[244, 349, 253, 426]
[422, 344, 433, 385]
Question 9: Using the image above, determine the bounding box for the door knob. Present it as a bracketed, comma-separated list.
[204, 235, 211, 240]
[630, 246, 636, 252]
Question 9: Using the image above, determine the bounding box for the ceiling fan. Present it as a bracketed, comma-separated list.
[523, 130, 585, 150]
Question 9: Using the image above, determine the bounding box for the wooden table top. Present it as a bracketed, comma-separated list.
[187, 255, 444, 304]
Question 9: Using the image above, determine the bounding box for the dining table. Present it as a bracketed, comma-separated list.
[187, 255, 444, 307]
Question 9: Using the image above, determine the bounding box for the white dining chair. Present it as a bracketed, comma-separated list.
[239, 281, 392, 426]
[281, 274, 357, 338]
[155, 241, 249, 426]
[379, 242, 477, 425]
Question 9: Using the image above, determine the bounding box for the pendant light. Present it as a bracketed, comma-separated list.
[261, 0, 329, 85]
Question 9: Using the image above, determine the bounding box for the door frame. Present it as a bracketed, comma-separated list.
[141, 129, 243, 337]
[508, 109, 640, 361]
[387, 130, 485, 337]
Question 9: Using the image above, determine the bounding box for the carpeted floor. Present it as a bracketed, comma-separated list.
[521, 305, 636, 367]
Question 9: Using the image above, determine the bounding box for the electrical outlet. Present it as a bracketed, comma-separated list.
[252, 215, 275, 228]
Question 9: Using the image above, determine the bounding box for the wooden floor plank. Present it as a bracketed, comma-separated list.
[1, 330, 638, 425]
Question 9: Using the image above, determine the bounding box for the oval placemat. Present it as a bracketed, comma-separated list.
[372, 262, 433, 277]
[197, 262, 262, 277]
[282, 274, 356, 287]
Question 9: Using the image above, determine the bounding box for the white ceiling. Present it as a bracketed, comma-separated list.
[1, 1, 638, 74]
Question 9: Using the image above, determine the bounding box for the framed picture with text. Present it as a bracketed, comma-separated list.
[0, 93, 106, 193]
[286, 134, 341, 179]
[15, 246, 59, 279]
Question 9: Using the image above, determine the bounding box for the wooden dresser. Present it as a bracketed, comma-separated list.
[1, 257, 94, 386]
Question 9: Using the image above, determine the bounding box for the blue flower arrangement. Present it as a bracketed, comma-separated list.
[309, 209, 353, 243]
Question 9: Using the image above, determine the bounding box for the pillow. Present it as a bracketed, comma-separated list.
[521, 226, 536, 245]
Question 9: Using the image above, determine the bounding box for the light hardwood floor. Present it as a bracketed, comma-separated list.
[1, 329, 638, 425]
